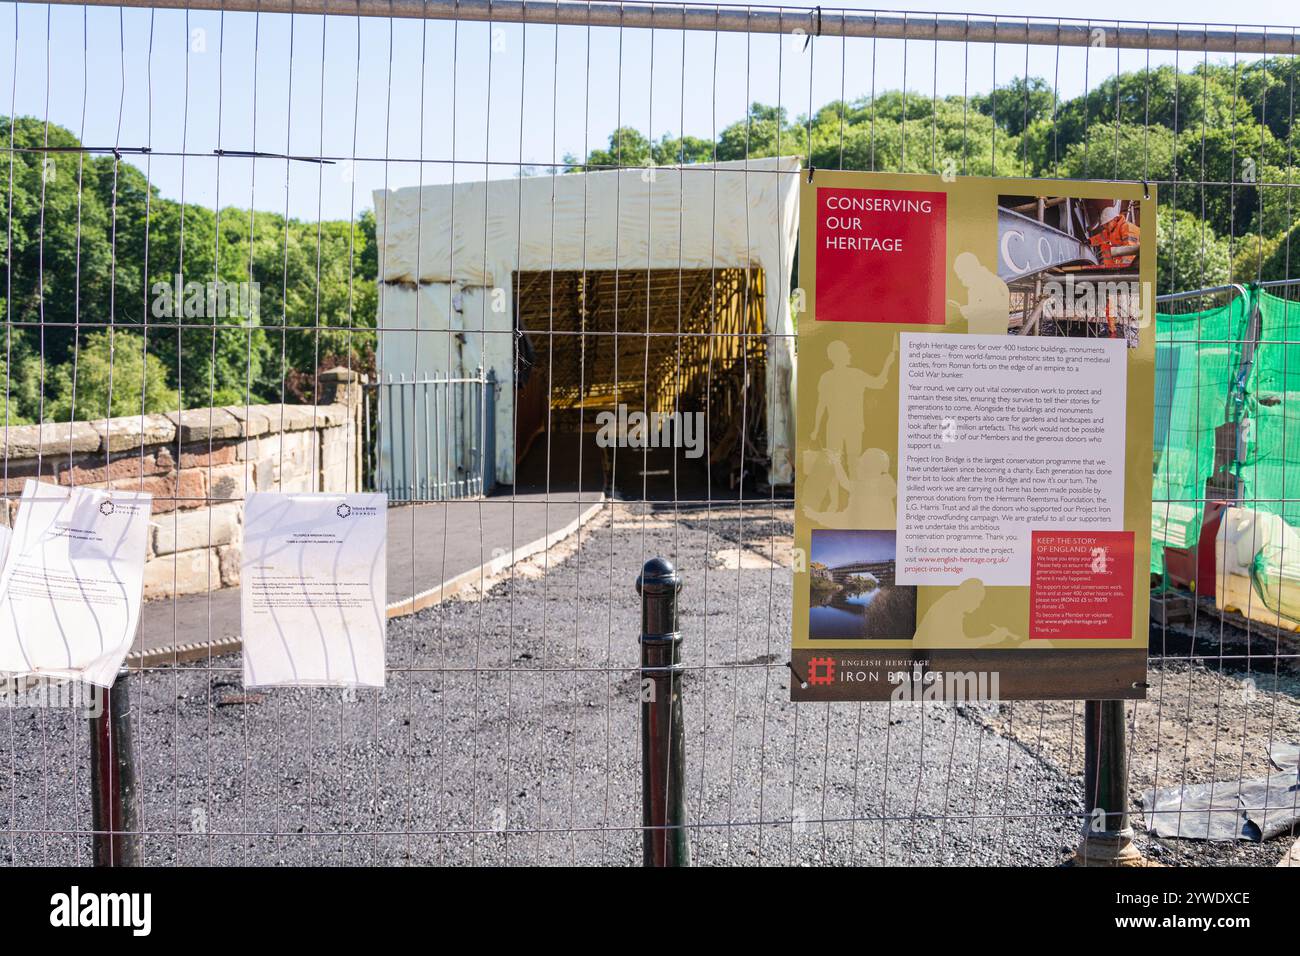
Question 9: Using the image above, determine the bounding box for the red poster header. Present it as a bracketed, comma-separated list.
[814, 187, 947, 324]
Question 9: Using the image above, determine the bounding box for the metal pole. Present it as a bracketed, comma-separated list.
[1075, 699, 1141, 866]
[34, 0, 1300, 56]
[637, 556, 689, 867]
[484, 368, 497, 494]
[89, 668, 141, 867]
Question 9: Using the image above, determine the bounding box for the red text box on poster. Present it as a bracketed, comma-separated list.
[815, 187, 946, 324]
[1030, 531, 1134, 640]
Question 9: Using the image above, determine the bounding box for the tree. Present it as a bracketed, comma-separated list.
[1157, 209, 1232, 294]
[1257, 223, 1300, 283]
[972, 77, 1057, 137]
[45, 330, 179, 423]
[1058, 123, 1176, 184]
[0, 117, 378, 418]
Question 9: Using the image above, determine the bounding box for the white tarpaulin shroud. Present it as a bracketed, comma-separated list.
[373, 156, 800, 485]
[0, 480, 151, 687]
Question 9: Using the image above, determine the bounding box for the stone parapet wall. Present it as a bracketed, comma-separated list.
[0, 369, 365, 600]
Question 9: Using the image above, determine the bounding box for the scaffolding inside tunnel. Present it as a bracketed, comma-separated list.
[512, 266, 768, 497]
[998, 194, 1145, 346]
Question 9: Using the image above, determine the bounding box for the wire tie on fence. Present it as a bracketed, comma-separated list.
[18, 145, 151, 155]
[803, 6, 821, 50]
[212, 148, 335, 165]
[1142, 179, 1150, 200]
[786, 660, 808, 689]
[806, 165, 816, 183]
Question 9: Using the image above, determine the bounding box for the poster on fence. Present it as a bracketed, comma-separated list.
[241, 492, 388, 688]
[0, 480, 151, 687]
[792, 172, 1155, 702]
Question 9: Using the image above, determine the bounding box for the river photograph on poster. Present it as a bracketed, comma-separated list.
[809, 529, 916, 641]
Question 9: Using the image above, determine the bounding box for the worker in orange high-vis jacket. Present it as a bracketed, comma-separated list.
[1088, 202, 1141, 271]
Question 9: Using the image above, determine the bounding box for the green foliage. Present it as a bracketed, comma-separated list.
[1157, 209, 1232, 293]
[1258, 224, 1300, 283]
[45, 330, 179, 423]
[972, 76, 1057, 138]
[0, 344, 33, 426]
[569, 126, 717, 170]
[0, 117, 377, 422]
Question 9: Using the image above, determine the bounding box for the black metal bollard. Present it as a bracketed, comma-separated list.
[1075, 699, 1140, 866]
[90, 668, 141, 867]
[637, 557, 689, 867]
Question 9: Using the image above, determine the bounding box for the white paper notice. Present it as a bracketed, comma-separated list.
[0, 480, 151, 687]
[896, 333, 1127, 586]
[241, 492, 387, 688]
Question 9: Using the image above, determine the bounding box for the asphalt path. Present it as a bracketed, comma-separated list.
[130, 492, 601, 658]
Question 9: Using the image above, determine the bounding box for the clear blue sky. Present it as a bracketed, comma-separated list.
[1, 0, 1296, 221]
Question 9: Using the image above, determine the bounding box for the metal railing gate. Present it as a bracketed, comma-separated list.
[370, 369, 496, 501]
[1, 1, 1298, 867]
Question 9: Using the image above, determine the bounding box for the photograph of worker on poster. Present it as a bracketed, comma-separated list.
[996, 194, 1144, 347]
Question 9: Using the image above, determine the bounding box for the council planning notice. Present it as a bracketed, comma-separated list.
[895, 332, 1127, 586]
[241, 492, 388, 688]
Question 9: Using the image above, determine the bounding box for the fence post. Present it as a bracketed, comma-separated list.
[1075, 699, 1141, 866]
[90, 668, 141, 867]
[483, 367, 497, 494]
[637, 556, 689, 867]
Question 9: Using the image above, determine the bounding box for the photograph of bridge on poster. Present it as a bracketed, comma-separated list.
[808, 529, 917, 640]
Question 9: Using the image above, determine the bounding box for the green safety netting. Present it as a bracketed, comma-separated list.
[1239, 291, 1300, 531]
[1151, 292, 1252, 575]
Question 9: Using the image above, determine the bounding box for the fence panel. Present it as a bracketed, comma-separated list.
[0, 1, 1298, 866]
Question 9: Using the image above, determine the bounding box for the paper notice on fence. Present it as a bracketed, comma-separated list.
[241, 492, 387, 688]
[0, 479, 151, 687]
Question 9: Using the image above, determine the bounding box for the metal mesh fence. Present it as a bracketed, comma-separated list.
[1, 1, 1299, 866]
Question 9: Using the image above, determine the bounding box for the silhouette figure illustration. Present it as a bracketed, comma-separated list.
[808, 337, 898, 516]
[805, 448, 897, 529]
[948, 252, 1009, 335]
[913, 578, 1021, 647]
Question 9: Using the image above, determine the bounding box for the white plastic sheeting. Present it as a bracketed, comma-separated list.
[1215, 506, 1300, 578]
[373, 156, 800, 485]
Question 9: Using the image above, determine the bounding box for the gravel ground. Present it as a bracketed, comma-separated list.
[1, 502, 1294, 866]
[975, 632, 1300, 867]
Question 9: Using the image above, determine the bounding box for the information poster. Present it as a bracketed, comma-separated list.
[792, 172, 1154, 701]
[241, 492, 388, 688]
[0, 480, 151, 687]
